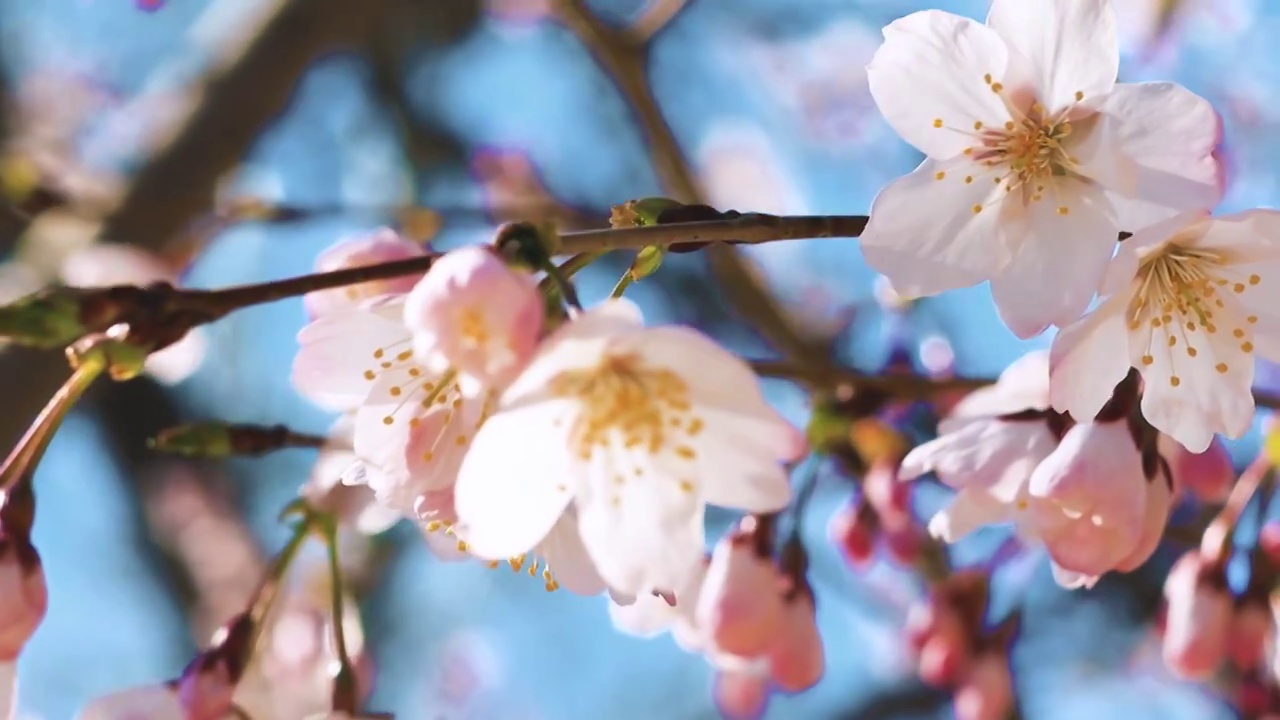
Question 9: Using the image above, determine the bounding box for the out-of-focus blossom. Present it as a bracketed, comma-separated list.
[766, 591, 824, 693]
[59, 243, 207, 384]
[861, 0, 1221, 338]
[1227, 597, 1272, 671]
[302, 228, 428, 320]
[713, 668, 771, 720]
[1051, 209, 1280, 452]
[828, 501, 875, 567]
[75, 685, 188, 720]
[953, 654, 1014, 720]
[455, 299, 805, 598]
[402, 245, 543, 396]
[695, 122, 808, 215]
[1161, 434, 1234, 502]
[1162, 550, 1232, 679]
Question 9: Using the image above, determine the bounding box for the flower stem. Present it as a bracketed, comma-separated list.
[320, 513, 358, 714]
[0, 359, 106, 494]
[246, 513, 314, 651]
[609, 272, 634, 299]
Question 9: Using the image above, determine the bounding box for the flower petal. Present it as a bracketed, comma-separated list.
[990, 179, 1118, 337]
[576, 484, 705, 597]
[293, 307, 411, 412]
[1049, 294, 1131, 421]
[985, 0, 1118, 112]
[537, 512, 607, 596]
[868, 10, 1013, 159]
[927, 489, 1009, 542]
[695, 410, 795, 513]
[900, 419, 1052, 491]
[1087, 82, 1222, 232]
[453, 400, 577, 559]
[860, 157, 1013, 298]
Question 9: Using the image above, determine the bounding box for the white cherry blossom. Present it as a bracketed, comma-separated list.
[1050, 209, 1280, 452]
[861, 0, 1222, 338]
[455, 299, 806, 598]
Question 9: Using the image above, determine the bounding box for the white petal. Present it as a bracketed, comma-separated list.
[860, 157, 1013, 298]
[692, 414, 794, 512]
[453, 401, 577, 559]
[293, 308, 411, 412]
[986, 0, 1118, 112]
[990, 179, 1118, 337]
[576, 485, 704, 597]
[1137, 318, 1256, 451]
[500, 299, 644, 406]
[946, 350, 1050, 421]
[900, 419, 1051, 491]
[145, 329, 207, 385]
[928, 489, 1009, 542]
[1049, 295, 1131, 421]
[1050, 563, 1100, 590]
[537, 512, 607, 596]
[867, 10, 1012, 158]
[1088, 82, 1222, 231]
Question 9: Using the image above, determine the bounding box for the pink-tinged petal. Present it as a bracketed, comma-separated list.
[403, 245, 543, 394]
[697, 530, 785, 657]
[576, 490, 704, 598]
[1088, 82, 1222, 231]
[453, 400, 577, 560]
[927, 489, 1009, 542]
[713, 669, 771, 720]
[1162, 434, 1233, 503]
[900, 419, 1052, 492]
[860, 158, 1013, 298]
[1114, 474, 1173, 572]
[990, 180, 1118, 337]
[985, 0, 1117, 112]
[1194, 209, 1280, 261]
[767, 595, 825, 693]
[1049, 295, 1130, 421]
[1162, 552, 1231, 679]
[303, 228, 427, 319]
[1029, 421, 1146, 528]
[292, 305, 411, 412]
[1137, 315, 1255, 452]
[536, 512, 607, 596]
[500, 299, 644, 406]
[867, 10, 1012, 159]
[953, 653, 1014, 720]
[693, 421, 794, 513]
[946, 351, 1050, 422]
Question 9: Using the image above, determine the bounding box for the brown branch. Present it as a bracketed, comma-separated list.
[96, 0, 394, 251]
[551, 0, 835, 369]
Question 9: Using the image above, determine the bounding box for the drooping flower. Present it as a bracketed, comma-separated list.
[456, 299, 806, 598]
[402, 245, 543, 396]
[1050, 209, 1280, 452]
[302, 228, 428, 319]
[899, 351, 1057, 542]
[861, 0, 1222, 338]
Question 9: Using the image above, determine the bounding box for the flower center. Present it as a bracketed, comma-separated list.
[976, 113, 1074, 189]
[1129, 244, 1262, 383]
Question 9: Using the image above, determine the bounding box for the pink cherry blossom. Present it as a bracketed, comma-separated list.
[954, 654, 1014, 720]
[695, 520, 785, 657]
[766, 592, 824, 693]
[713, 668, 771, 720]
[1162, 551, 1232, 679]
[403, 245, 544, 396]
[1029, 420, 1149, 584]
[1050, 209, 1280, 452]
[303, 228, 427, 319]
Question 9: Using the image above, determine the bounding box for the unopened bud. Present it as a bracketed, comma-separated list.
[0, 538, 46, 661]
[609, 197, 684, 228]
[0, 288, 86, 349]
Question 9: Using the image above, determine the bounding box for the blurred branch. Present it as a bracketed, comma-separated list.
[629, 0, 691, 42]
[752, 359, 990, 399]
[552, 0, 835, 368]
[96, 0, 395, 251]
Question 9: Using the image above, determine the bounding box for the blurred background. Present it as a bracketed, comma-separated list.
[0, 0, 1273, 718]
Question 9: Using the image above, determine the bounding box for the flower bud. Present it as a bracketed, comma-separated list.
[712, 669, 770, 720]
[1114, 472, 1174, 573]
[1161, 434, 1233, 503]
[303, 229, 427, 319]
[403, 245, 543, 396]
[863, 460, 912, 530]
[953, 654, 1013, 720]
[1162, 552, 1231, 679]
[696, 524, 784, 657]
[828, 502, 874, 567]
[1227, 598, 1272, 671]
[767, 593, 824, 693]
[0, 542, 45, 661]
[918, 634, 965, 687]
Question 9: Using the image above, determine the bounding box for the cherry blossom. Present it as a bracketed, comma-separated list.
[299, 415, 401, 535]
[695, 520, 786, 657]
[454, 299, 806, 598]
[1050, 209, 1280, 452]
[302, 228, 428, 319]
[861, 0, 1222, 337]
[402, 245, 544, 396]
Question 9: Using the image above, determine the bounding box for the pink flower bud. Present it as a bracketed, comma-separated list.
[76, 685, 186, 719]
[403, 245, 543, 395]
[303, 228, 427, 319]
[883, 527, 922, 565]
[1227, 600, 1272, 671]
[1161, 434, 1234, 503]
[695, 528, 784, 657]
[1114, 473, 1174, 573]
[175, 664, 234, 720]
[829, 504, 874, 567]
[1162, 552, 1232, 679]
[918, 634, 965, 688]
[1030, 421, 1147, 579]
[1259, 522, 1280, 567]
[864, 461, 912, 530]
[712, 669, 770, 720]
[767, 594, 824, 693]
[0, 545, 46, 661]
[953, 654, 1013, 720]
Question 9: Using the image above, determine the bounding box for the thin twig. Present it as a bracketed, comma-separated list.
[629, 0, 692, 45]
